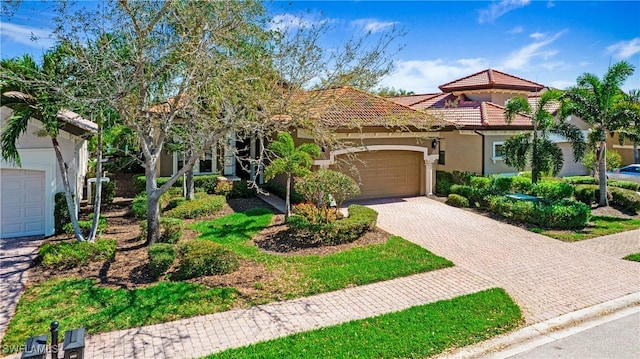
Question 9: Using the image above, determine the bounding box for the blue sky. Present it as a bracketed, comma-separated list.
[2, 1, 639, 93]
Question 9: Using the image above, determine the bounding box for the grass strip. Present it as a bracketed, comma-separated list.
[535, 215, 640, 241]
[206, 288, 522, 359]
[623, 253, 640, 262]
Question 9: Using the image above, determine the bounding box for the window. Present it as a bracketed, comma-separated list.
[174, 148, 217, 175]
[492, 141, 505, 163]
[438, 150, 445, 165]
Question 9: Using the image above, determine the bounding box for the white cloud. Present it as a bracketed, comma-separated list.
[607, 38, 640, 59]
[0, 22, 54, 48]
[548, 80, 574, 90]
[547, 1, 556, 8]
[508, 26, 524, 34]
[478, 0, 531, 24]
[379, 58, 489, 93]
[269, 14, 316, 31]
[501, 30, 565, 70]
[351, 19, 398, 33]
[530, 32, 545, 40]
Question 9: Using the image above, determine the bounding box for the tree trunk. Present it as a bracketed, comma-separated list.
[145, 160, 162, 245]
[87, 121, 103, 242]
[185, 169, 195, 200]
[285, 174, 291, 218]
[51, 137, 86, 241]
[597, 140, 608, 207]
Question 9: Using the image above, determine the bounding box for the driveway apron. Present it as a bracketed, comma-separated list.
[0, 236, 42, 342]
[362, 197, 640, 324]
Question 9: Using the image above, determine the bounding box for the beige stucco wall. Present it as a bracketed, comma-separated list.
[609, 132, 637, 165]
[483, 134, 522, 175]
[437, 130, 483, 174]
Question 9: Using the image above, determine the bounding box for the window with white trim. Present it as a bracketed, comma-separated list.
[173, 148, 218, 175]
[492, 141, 505, 162]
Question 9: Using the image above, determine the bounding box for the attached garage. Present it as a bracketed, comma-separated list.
[0, 169, 46, 238]
[333, 150, 424, 200]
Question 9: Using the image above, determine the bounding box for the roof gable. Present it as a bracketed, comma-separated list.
[438, 69, 545, 93]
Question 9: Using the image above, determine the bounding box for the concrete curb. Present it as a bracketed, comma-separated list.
[436, 292, 640, 359]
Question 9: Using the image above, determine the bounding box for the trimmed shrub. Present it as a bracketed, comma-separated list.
[148, 243, 176, 278]
[452, 170, 476, 185]
[436, 180, 453, 196]
[574, 185, 598, 205]
[609, 187, 640, 213]
[532, 181, 574, 201]
[39, 239, 116, 269]
[139, 217, 184, 243]
[164, 197, 186, 212]
[449, 184, 475, 199]
[539, 200, 591, 229]
[54, 192, 70, 234]
[470, 176, 492, 189]
[214, 180, 233, 197]
[174, 239, 239, 280]
[510, 176, 533, 194]
[132, 193, 148, 219]
[446, 194, 469, 208]
[133, 175, 186, 195]
[608, 180, 640, 191]
[436, 170, 454, 184]
[102, 180, 117, 205]
[492, 177, 513, 194]
[287, 204, 378, 245]
[63, 213, 107, 235]
[193, 175, 220, 194]
[487, 196, 535, 223]
[518, 171, 532, 178]
[292, 202, 342, 224]
[164, 194, 226, 219]
[563, 176, 596, 185]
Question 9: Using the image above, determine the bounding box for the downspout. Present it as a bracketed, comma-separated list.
[474, 130, 485, 176]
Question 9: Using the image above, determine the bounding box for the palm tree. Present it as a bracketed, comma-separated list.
[265, 132, 320, 218]
[503, 89, 586, 184]
[563, 61, 635, 206]
[1, 48, 94, 241]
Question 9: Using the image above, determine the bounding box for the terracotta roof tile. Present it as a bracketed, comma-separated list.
[439, 69, 545, 92]
[425, 100, 531, 128]
[296, 87, 446, 129]
[387, 93, 441, 107]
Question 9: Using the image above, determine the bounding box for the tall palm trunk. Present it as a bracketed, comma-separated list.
[51, 137, 86, 241]
[597, 139, 608, 207]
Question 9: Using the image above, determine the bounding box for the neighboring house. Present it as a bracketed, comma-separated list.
[0, 106, 97, 239]
[390, 69, 591, 178]
[608, 132, 638, 166]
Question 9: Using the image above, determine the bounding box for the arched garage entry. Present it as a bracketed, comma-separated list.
[314, 145, 439, 200]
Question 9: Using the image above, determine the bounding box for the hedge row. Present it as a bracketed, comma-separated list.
[574, 184, 640, 212]
[488, 197, 591, 229]
[39, 239, 116, 269]
[287, 204, 378, 245]
[133, 174, 220, 194]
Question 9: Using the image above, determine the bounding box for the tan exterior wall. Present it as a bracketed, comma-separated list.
[609, 132, 637, 165]
[483, 134, 522, 175]
[437, 131, 483, 174]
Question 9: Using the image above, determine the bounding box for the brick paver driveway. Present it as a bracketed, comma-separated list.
[0, 236, 42, 342]
[363, 197, 640, 324]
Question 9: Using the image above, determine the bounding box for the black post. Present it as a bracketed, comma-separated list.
[50, 321, 59, 359]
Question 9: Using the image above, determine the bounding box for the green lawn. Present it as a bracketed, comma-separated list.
[624, 253, 640, 262]
[534, 215, 640, 242]
[3, 208, 452, 353]
[206, 288, 523, 359]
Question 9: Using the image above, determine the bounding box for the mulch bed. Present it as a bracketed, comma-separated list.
[28, 172, 391, 293]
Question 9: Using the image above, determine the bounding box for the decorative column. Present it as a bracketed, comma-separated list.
[424, 155, 439, 195]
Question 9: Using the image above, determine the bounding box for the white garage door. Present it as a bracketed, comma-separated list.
[1, 169, 46, 238]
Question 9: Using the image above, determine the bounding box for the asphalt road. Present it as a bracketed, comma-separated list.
[510, 311, 640, 359]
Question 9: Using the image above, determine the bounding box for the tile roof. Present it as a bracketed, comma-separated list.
[438, 69, 545, 93]
[387, 93, 441, 107]
[294, 86, 447, 129]
[424, 99, 532, 128]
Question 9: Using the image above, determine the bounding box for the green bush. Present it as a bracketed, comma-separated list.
[488, 197, 590, 229]
[134, 175, 191, 195]
[574, 185, 598, 205]
[193, 175, 221, 194]
[452, 170, 476, 185]
[139, 217, 184, 243]
[511, 176, 533, 194]
[470, 176, 492, 189]
[287, 205, 378, 245]
[449, 185, 475, 199]
[532, 181, 574, 201]
[609, 187, 640, 213]
[54, 192, 70, 234]
[435, 172, 454, 195]
[518, 171, 532, 178]
[174, 239, 239, 280]
[446, 194, 469, 208]
[164, 196, 186, 212]
[63, 214, 107, 235]
[39, 239, 116, 269]
[608, 180, 640, 191]
[90, 180, 116, 205]
[132, 193, 148, 219]
[563, 176, 596, 185]
[164, 195, 226, 219]
[436, 170, 454, 184]
[216, 180, 257, 199]
[148, 243, 176, 278]
[492, 177, 513, 194]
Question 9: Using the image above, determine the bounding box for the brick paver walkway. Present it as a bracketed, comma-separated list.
[3, 196, 639, 358]
[363, 197, 640, 324]
[0, 236, 42, 342]
[573, 230, 640, 258]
